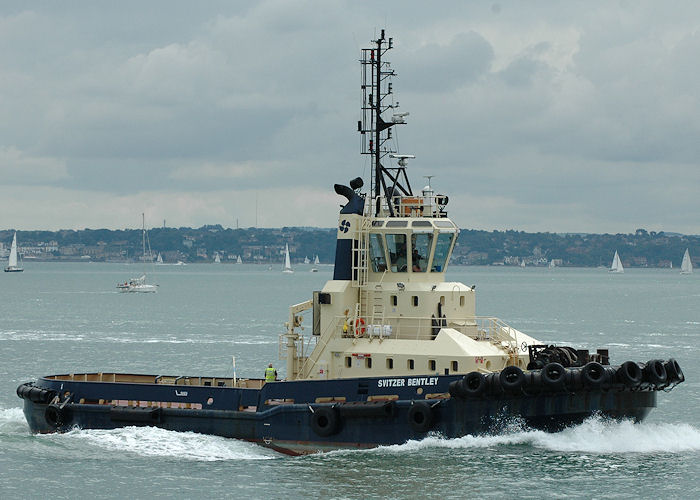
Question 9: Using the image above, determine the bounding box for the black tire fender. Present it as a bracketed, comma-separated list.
[499, 366, 524, 393]
[44, 405, 64, 428]
[407, 402, 434, 433]
[665, 359, 684, 384]
[616, 361, 642, 387]
[643, 359, 667, 386]
[310, 406, 339, 437]
[541, 362, 566, 390]
[582, 362, 607, 388]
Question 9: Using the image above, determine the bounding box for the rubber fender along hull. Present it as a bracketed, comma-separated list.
[21, 387, 657, 455]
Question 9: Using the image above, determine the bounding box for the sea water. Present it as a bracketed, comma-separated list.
[1, 263, 698, 499]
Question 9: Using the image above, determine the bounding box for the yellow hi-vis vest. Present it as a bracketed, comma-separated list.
[265, 367, 276, 382]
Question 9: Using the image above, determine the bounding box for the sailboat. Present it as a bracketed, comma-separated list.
[236, 255, 243, 264]
[520, 260, 526, 268]
[4, 232, 23, 272]
[117, 214, 158, 292]
[680, 248, 693, 275]
[156, 253, 164, 265]
[314, 255, 320, 265]
[304, 256, 310, 264]
[282, 244, 293, 274]
[214, 253, 221, 264]
[609, 250, 624, 273]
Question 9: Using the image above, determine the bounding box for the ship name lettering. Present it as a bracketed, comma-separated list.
[407, 377, 438, 387]
[377, 378, 405, 388]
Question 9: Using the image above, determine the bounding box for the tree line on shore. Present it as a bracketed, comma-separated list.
[1, 226, 697, 267]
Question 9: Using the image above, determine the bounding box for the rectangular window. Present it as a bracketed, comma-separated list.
[429, 359, 436, 371]
[451, 361, 458, 372]
[369, 233, 388, 272]
[365, 357, 372, 369]
[411, 232, 433, 272]
[345, 357, 352, 368]
[460, 296, 465, 307]
[432, 232, 455, 272]
[385, 234, 408, 272]
[412, 296, 419, 307]
[408, 359, 415, 370]
[386, 358, 393, 369]
[391, 295, 398, 306]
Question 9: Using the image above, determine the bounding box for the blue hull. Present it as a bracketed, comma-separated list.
[18, 372, 657, 455]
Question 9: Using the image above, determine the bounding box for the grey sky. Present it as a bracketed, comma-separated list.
[1, 1, 699, 234]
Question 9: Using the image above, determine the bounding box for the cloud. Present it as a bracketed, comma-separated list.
[1, 1, 700, 234]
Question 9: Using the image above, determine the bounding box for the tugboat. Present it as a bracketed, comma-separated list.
[17, 31, 684, 455]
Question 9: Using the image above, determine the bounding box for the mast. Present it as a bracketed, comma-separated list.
[141, 213, 146, 264]
[359, 30, 413, 217]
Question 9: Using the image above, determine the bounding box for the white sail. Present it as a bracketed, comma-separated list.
[314, 255, 320, 265]
[236, 255, 242, 264]
[4, 232, 23, 272]
[680, 248, 693, 274]
[9, 233, 18, 268]
[214, 253, 221, 263]
[282, 244, 293, 273]
[609, 250, 624, 273]
[156, 252, 163, 264]
[304, 256, 310, 264]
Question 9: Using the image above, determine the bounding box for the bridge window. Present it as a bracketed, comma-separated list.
[386, 234, 407, 272]
[369, 233, 388, 272]
[432, 232, 455, 272]
[411, 233, 432, 272]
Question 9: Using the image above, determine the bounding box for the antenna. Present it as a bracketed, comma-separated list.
[359, 31, 413, 216]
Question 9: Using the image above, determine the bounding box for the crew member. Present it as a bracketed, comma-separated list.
[265, 363, 277, 382]
[412, 249, 422, 271]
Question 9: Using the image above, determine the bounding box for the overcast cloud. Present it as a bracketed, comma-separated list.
[1, 1, 699, 234]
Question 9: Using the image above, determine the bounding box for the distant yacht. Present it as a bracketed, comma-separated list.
[282, 244, 293, 274]
[4, 232, 23, 272]
[304, 256, 310, 264]
[236, 255, 242, 264]
[314, 255, 320, 265]
[117, 214, 157, 292]
[214, 253, 221, 264]
[609, 250, 624, 273]
[156, 253, 164, 265]
[520, 260, 526, 268]
[680, 248, 693, 275]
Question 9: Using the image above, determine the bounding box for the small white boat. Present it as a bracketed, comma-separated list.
[520, 260, 526, 268]
[680, 248, 693, 275]
[304, 256, 310, 264]
[118, 214, 158, 292]
[214, 253, 221, 264]
[609, 250, 624, 273]
[548, 259, 555, 269]
[282, 244, 294, 274]
[4, 232, 23, 272]
[314, 255, 320, 265]
[156, 253, 164, 264]
[236, 255, 243, 264]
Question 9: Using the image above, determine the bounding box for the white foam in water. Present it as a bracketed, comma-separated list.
[0, 407, 28, 434]
[63, 426, 277, 461]
[371, 416, 700, 455]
